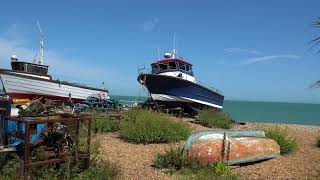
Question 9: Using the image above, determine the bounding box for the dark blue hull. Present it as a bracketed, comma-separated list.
[138, 74, 224, 111]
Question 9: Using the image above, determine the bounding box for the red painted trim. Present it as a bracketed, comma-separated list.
[8, 93, 85, 103]
[151, 58, 192, 66]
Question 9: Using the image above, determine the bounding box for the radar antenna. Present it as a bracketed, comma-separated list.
[37, 21, 44, 65]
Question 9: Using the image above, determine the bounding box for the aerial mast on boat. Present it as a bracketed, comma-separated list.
[172, 33, 177, 58]
[37, 21, 44, 65]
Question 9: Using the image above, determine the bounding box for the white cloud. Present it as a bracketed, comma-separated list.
[0, 38, 36, 67]
[142, 17, 159, 32]
[224, 48, 261, 55]
[242, 54, 301, 65]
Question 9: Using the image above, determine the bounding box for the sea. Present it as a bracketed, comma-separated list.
[111, 95, 320, 126]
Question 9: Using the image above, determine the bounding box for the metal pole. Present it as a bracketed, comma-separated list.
[24, 122, 31, 179]
[37, 21, 44, 65]
[2, 117, 7, 146]
[75, 120, 80, 160]
[86, 118, 91, 168]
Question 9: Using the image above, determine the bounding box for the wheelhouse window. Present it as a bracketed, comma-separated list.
[178, 61, 186, 71]
[0, 77, 5, 95]
[189, 66, 193, 74]
[186, 65, 190, 71]
[11, 61, 49, 75]
[159, 63, 168, 71]
[151, 60, 193, 76]
[177, 61, 193, 75]
[168, 61, 177, 70]
[152, 64, 160, 74]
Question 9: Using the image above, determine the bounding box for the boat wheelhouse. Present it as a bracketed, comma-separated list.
[9, 56, 51, 79]
[138, 50, 224, 113]
[150, 58, 196, 83]
[12, 60, 49, 75]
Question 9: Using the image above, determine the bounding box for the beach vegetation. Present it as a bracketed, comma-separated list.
[0, 158, 21, 180]
[197, 109, 234, 129]
[316, 134, 320, 147]
[154, 146, 186, 172]
[154, 146, 238, 179]
[72, 160, 121, 180]
[119, 109, 191, 144]
[92, 112, 120, 133]
[264, 126, 298, 155]
[176, 162, 238, 180]
[0, 132, 121, 180]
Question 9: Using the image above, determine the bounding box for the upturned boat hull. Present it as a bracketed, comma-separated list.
[183, 130, 280, 165]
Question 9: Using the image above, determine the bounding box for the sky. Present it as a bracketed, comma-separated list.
[0, 0, 320, 103]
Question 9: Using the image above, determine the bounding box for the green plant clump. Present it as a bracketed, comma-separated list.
[0, 159, 21, 180]
[177, 162, 237, 180]
[264, 126, 298, 155]
[197, 110, 234, 129]
[178, 166, 238, 180]
[119, 109, 191, 144]
[213, 161, 231, 176]
[73, 139, 121, 180]
[92, 114, 120, 133]
[154, 147, 185, 172]
[154, 147, 237, 179]
[73, 161, 121, 180]
[26, 159, 120, 180]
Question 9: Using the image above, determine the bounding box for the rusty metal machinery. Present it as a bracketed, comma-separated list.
[3, 116, 91, 179]
[0, 94, 11, 147]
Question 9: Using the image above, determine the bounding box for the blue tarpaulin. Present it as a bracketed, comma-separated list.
[3, 119, 45, 146]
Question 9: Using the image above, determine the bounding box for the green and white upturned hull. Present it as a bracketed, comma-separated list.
[183, 130, 280, 165]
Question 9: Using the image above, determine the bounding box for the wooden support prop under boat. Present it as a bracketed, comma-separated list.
[183, 130, 280, 165]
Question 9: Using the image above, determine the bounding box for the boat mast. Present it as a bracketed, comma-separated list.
[172, 33, 177, 58]
[37, 21, 44, 65]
